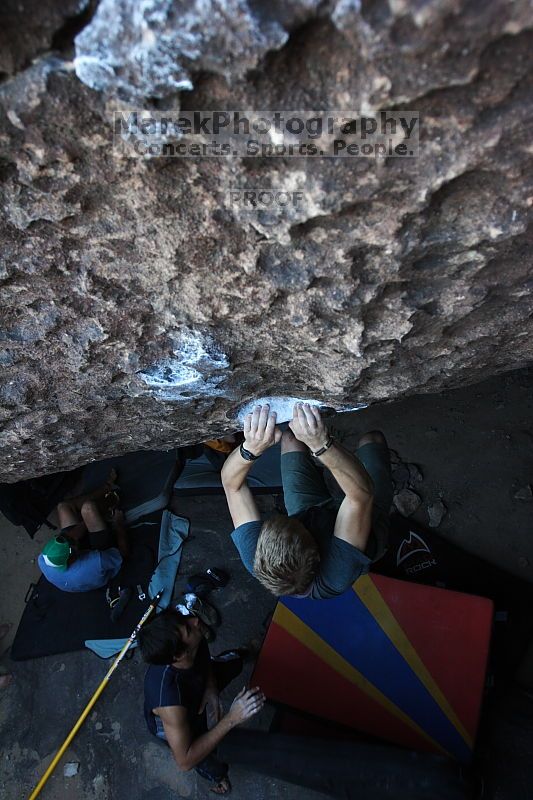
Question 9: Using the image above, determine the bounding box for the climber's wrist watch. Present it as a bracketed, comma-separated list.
[239, 443, 260, 462]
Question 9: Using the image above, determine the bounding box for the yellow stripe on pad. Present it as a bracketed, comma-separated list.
[353, 575, 473, 749]
[274, 603, 450, 757]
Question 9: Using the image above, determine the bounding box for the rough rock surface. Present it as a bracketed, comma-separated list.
[0, 0, 92, 78]
[0, 0, 533, 482]
[74, 0, 322, 101]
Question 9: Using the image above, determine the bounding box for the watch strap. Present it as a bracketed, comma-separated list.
[239, 443, 259, 462]
[312, 436, 334, 458]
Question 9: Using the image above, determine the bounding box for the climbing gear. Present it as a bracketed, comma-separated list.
[206, 568, 229, 587]
[104, 489, 120, 521]
[137, 584, 146, 601]
[106, 587, 119, 608]
[110, 587, 132, 623]
[187, 567, 229, 597]
[183, 592, 220, 627]
[106, 586, 133, 622]
[175, 597, 217, 643]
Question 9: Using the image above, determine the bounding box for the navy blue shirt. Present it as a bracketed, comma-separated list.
[231, 502, 372, 599]
[144, 640, 210, 736]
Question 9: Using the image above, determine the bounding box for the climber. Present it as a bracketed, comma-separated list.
[221, 402, 393, 598]
[138, 607, 265, 796]
[37, 470, 130, 592]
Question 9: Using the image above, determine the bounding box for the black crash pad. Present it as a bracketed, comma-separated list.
[11, 514, 162, 661]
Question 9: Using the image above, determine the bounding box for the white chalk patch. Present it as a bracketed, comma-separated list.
[138, 330, 228, 400]
[139, 360, 199, 389]
[74, 55, 116, 90]
[236, 397, 367, 425]
[238, 397, 322, 424]
[7, 109, 25, 130]
[64, 762, 80, 777]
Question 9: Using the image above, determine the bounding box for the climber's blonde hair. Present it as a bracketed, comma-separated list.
[253, 515, 319, 596]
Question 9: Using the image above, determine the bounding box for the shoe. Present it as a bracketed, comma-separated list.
[183, 593, 220, 628]
[186, 578, 215, 598]
[187, 568, 229, 597]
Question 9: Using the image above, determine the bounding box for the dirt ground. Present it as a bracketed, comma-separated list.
[1, 366, 532, 800]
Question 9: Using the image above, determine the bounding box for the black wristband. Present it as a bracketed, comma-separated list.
[239, 443, 259, 462]
[312, 436, 334, 458]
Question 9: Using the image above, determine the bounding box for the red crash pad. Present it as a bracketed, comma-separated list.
[252, 574, 493, 762]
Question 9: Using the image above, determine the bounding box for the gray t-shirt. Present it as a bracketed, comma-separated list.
[231, 501, 372, 600]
